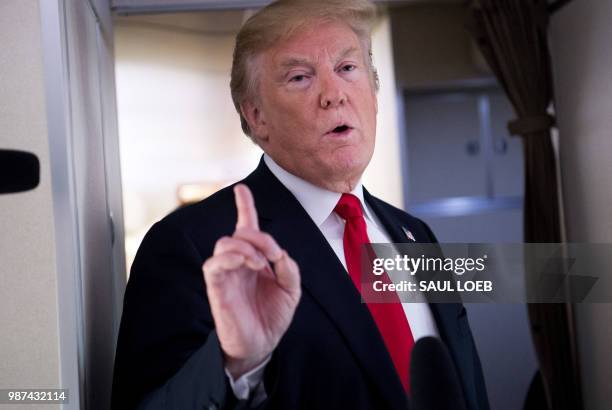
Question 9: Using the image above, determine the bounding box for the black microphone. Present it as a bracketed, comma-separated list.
[410, 336, 467, 410]
[0, 149, 40, 194]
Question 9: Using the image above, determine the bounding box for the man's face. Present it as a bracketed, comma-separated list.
[243, 21, 377, 192]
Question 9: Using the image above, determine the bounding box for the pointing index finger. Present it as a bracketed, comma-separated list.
[234, 184, 259, 231]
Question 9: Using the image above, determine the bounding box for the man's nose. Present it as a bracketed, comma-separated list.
[319, 74, 347, 109]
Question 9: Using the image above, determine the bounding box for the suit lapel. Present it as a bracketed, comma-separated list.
[244, 160, 407, 409]
[364, 188, 463, 305]
[363, 188, 421, 246]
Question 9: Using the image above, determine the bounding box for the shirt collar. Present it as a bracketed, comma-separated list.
[263, 154, 376, 226]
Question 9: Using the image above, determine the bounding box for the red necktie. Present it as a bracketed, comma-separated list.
[334, 193, 414, 392]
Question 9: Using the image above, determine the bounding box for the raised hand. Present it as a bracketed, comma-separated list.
[202, 184, 301, 378]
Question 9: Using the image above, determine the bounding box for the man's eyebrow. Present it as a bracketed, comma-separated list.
[279, 57, 313, 70]
[278, 46, 361, 70]
[335, 46, 360, 62]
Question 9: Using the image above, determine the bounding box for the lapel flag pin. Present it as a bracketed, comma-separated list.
[402, 227, 416, 242]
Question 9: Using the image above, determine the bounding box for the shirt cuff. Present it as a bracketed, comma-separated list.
[224, 355, 271, 405]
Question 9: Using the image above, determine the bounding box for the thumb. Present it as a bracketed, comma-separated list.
[272, 251, 301, 295]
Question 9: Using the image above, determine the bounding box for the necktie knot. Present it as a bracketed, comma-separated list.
[334, 193, 364, 220]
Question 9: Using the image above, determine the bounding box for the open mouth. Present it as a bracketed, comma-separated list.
[327, 124, 352, 135]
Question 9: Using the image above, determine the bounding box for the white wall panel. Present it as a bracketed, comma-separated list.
[0, 0, 62, 398]
[550, 1, 612, 409]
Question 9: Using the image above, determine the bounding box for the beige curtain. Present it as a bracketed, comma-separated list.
[467, 1, 581, 409]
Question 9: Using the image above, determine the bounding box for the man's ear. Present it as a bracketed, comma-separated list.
[240, 100, 269, 143]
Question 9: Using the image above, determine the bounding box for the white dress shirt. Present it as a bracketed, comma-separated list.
[226, 154, 439, 403]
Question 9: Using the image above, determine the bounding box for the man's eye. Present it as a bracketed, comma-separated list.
[289, 75, 306, 82]
[342, 64, 356, 72]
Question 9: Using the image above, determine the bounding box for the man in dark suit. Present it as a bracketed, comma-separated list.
[112, 1, 489, 409]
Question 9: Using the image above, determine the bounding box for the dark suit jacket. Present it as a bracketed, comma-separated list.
[112, 158, 489, 410]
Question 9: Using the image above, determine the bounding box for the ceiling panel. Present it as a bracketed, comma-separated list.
[112, 0, 464, 15]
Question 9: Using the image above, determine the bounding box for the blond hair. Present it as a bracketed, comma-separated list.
[230, 0, 378, 138]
